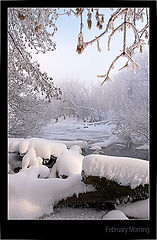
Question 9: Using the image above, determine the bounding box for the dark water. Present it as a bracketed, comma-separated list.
[83, 142, 149, 160]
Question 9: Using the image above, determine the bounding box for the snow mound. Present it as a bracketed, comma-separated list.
[38, 165, 50, 178]
[10, 138, 67, 159]
[22, 147, 41, 168]
[82, 154, 149, 189]
[56, 145, 84, 178]
[48, 163, 57, 178]
[102, 210, 128, 220]
[9, 138, 24, 153]
[115, 198, 149, 219]
[8, 170, 93, 219]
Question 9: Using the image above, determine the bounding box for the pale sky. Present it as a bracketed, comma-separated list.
[32, 8, 146, 87]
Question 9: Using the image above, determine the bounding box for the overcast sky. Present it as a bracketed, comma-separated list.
[32, 8, 147, 87]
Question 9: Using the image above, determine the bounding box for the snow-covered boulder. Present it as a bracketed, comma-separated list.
[8, 170, 92, 219]
[56, 145, 84, 178]
[9, 138, 24, 153]
[22, 147, 41, 169]
[38, 165, 50, 178]
[82, 154, 149, 203]
[17, 138, 67, 159]
[49, 140, 67, 158]
[19, 139, 30, 156]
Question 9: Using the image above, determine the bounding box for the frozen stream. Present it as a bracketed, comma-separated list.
[38, 118, 149, 161]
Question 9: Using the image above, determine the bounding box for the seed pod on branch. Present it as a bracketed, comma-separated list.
[18, 13, 25, 20]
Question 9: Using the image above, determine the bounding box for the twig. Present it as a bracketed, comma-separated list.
[99, 53, 124, 85]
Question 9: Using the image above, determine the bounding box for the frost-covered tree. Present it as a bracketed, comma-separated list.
[8, 7, 149, 136]
[8, 93, 56, 137]
[111, 51, 149, 145]
[73, 8, 149, 84]
[8, 7, 149, 101]
[8, 8, 63, 101]
[8, 8, 63, 136]
[53, 79, 104, 122]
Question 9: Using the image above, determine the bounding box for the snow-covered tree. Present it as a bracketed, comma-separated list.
[8, 7, 149, 136]
[8, 8, 63, 101]
[73, 8, 149, 84]
[8, 93, 55, 137]
[111, 51, 149, 145]
[8, 8, 63, 136]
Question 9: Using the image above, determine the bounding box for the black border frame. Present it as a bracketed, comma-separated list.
[1, 1, 156, 239]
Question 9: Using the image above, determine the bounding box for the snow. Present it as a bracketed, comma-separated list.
[18, 138, 67, 158]
[8, 170, 95, 219]
[42, 207, 107, 220]
[8, 138, 24, 153]
[102, 210, 128, 220]
[115, 198, 149, 219]
[136, 143, 149, 150]
[48, 163, 57, 178]
[82, 154, 149, 189]
[22, 147, 41, 168]
[56, 145, 84, 177]
[89, 135, 120, 149]
[8, 123, 149, 220]
[58, 140, 87, 149]
[8, 152, 22, 172]
[38, 165, 50, 178]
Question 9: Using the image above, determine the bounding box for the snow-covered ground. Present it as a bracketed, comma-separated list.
[8, 117, 149, 220]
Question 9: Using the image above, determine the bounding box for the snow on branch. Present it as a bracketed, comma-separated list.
[74, 8, 149, 85]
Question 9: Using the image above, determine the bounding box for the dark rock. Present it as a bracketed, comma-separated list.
[14, 167, 22, 173]
[81, 170, 149, 204]
[43, 155, 57, 168]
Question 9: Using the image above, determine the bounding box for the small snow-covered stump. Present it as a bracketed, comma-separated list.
[81, 154, 149, 204]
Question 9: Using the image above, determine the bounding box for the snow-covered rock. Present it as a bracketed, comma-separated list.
[49, 140, 67, 158]
[22, 147, 41, 169]
[102, 210, 128, 220]
[82, 154, 149, 189]
[8, 169, 91, 219]
[9, 138, 24, 153]
[56, 145, 84, 178]
[19, 139, 30, 155]
[38, 165, 50, 178]
[48, 163, 57, 178]
[17, 138, 67, 159]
